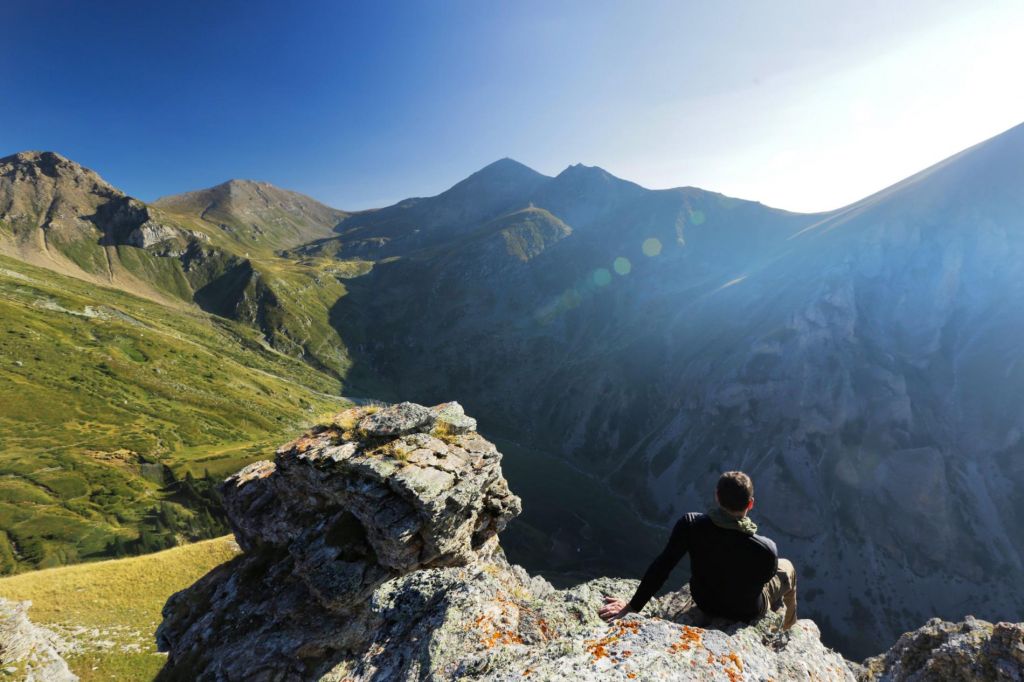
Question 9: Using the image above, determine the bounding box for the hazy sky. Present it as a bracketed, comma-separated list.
[2, 1, 1022, 212]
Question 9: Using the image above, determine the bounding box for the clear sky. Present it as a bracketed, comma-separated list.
[3, 1, 1022, 212]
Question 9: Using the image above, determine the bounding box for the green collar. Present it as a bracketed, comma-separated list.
[707, 506, 758, 535]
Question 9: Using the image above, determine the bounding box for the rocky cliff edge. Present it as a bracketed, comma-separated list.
[154, 402, 1024, 681]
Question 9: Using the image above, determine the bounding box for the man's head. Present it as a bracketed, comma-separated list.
[715, 470, 754, 515]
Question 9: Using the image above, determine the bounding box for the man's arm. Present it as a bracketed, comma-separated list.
[628, 516, 691, 612]
[599, 516, 691, 621]
[756, 535, 779, 585]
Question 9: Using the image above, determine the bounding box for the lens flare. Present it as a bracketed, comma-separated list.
[642, 237, 662, 257]
[613, 257, 631, 275]
[593, 268, 612, 286]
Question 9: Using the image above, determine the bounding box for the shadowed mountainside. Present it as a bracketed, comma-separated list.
[313, 123, 1024, 658]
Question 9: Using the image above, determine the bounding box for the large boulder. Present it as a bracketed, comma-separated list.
[156, 401, 522, 677]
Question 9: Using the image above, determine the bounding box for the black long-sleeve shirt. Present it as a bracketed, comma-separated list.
[628, 512, 778, 621]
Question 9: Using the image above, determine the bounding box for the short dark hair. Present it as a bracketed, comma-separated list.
[716, 471, 754, 512]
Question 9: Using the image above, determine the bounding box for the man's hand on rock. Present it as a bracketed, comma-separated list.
[598, 596, 634, 622]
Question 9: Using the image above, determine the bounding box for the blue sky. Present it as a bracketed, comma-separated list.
[2, 1, 1022, 212]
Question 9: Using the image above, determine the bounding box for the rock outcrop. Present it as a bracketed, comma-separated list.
[125, 220, 207, 254]
[860, 616, 1024, 681]
[157, 402, 863, 681]
[0, 598, 77, 682]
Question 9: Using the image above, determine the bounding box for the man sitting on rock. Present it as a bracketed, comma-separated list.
[598, 470, 797, 630]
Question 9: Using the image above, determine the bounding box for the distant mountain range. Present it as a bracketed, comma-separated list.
[2, 123, 1024, 658]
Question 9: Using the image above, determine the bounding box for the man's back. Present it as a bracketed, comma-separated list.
[602, 471, 797, 629]
[686, 513, 777, 620]
[626, 512, 778, 622]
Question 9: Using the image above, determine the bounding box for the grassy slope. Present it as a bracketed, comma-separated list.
[246, 255, 372, 374]
[146, 205, 367, 378]
[0, 254, 342, 572]
[0, 535, 240, 681]
[2, 195, 364, 381]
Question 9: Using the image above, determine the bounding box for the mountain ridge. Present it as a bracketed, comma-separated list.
[14, 117, 1024, 226]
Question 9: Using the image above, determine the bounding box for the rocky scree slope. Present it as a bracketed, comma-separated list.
[154, 402, 1024, 681]
[0, 150, 259, 312]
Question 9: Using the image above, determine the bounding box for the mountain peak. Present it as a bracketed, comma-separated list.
[216, 178, 273, 191]
[3, 150, 69, 165]
[555, 162, 622, 183]
[433, 157, 548, 206]
[153, 177, 345, 250]
[1, 150, 115, 191]
[457, 157, 547, 187]
[476, 156, 537, 174]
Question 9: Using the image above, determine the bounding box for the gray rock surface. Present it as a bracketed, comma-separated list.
[356, 401, 435, 436]
[860, 616, 1024, 681]
[126, 220, 207, 253]
[431, 401, 478, 434]
[0, 598, 77, 682]
[157, 402, 866, 681]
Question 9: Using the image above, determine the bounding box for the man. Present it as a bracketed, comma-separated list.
[598, 471, 797, 629]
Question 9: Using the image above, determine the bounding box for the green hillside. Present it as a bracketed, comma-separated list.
[0, 255, 343, 573]
[0, 535, 240, 681]
[0, 152, 362, 378]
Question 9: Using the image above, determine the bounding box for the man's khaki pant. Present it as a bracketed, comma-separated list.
[763, 558, 798, 629]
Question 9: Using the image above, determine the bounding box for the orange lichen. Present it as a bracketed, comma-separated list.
[472, 602, 524, 650]
[667, 625, 705, 654]
[587, 641, 611, 661]
[537, 618, 554, 640]
[584, 619, 643, 663]
[717, 651, 744, 682]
